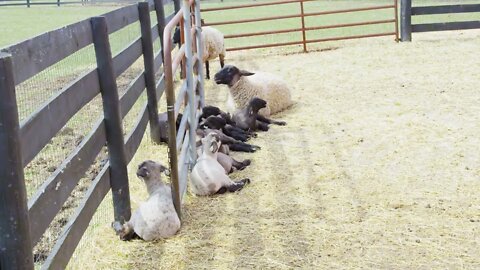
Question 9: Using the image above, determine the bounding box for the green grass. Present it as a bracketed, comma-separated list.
[0, 6, 118, 48]
[200, 0, 480, 50]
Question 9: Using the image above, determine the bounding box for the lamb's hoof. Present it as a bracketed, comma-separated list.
[252, 145, 261, 150]
[241, 178, 251, 185]
[242, 159, 251, 166]
[112, 221, 123, 234]
[276, 121, 287, 126]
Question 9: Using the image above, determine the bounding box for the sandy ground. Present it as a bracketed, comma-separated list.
[68, 30, 480, 269]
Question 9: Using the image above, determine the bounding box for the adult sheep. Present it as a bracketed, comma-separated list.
[173, 20, 225, 80]
[112, 160, 180, 241]
[191, 132, 251, 195]
[214, 65, 293, 117]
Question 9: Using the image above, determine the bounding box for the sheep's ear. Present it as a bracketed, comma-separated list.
[240, 70, 255, 77]
[209, 141, 219, 153]
[163, 169, 171, 177]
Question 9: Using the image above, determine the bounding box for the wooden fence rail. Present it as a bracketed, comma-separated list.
[401, 0, 480, 41]
[0, 0, 188, 268]
[201, 0, 399, 52]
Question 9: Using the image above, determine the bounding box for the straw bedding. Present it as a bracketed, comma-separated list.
[68, 30, 480, 269]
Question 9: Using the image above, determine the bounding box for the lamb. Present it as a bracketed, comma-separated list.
[173, 20, 225, 80]
[112, 160, 180, 241]
[196, 140, 251, 174]
[213, 65, 293, 117]
[191, 132, 251, 195]
[196, 128, 261, 153]
[233, 97, 287, 132]
[200, 115, 252, 142]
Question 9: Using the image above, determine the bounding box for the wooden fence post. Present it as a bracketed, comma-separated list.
[0, 53, 34, 270]
[153, 0, 167, 63]
[173, 0, 181, 13]
[91, 16, 131, 223]
[139, 2, 162, 144]
[300, 0, 307, 52]
[401, 0, 412, 41]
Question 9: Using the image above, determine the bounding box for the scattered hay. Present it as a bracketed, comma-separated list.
[68, 30, 480, 269]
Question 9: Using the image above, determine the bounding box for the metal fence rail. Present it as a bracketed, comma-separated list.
[163, 0, 204, 219]
[400, 0, 480, 41]
[201, 0, 399, 52]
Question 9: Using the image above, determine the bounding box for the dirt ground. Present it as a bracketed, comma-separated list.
[68, 30, 480, 269]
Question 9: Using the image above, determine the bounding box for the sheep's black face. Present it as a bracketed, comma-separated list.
[202, 106, 221, 118]
[204, 116, 226, 130]
[214, 65, 240, 85]
[137, 160, 168, 180]
[172, 27, 180, 45]
[250, 98, 267, 112]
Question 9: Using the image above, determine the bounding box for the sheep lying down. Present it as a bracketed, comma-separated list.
[112, 160, 180, 241]
[214, 65, 293, 117]
[191, 132, 251, 196]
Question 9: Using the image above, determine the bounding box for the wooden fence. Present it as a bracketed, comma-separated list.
[0, 0, 205, 268]
[201, 0, 399, 52]
[1, 0, 89, 7]
[400, 0, 480, 41]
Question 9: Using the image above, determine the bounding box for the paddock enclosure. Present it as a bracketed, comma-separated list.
[1, 0, 480, 269]
[63, 29, 480, 269]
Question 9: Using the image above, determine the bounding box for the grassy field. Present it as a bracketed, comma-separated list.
[1, 0, 480, 268]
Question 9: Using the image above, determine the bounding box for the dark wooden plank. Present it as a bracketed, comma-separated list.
[139, 1, 161, 144]
[41, 163, 111, 270]
[28, 120, 106, 246]
[412, 4, 480, 15]
[19, 69, 100, 166]
[412, 20, 480, 32]
[120, 72, 146, 119]
[112, 37, 142, 78]
[151, 23, 160, 41]
[153, 50, 163, 73]
[103, 4, 139, 34]
[124, 104, 149, 163]
[155, 74, 165, 100]
[1, 20, 92, 85]
[0, 53, 34, 269]
[153, 0, 166, 68]
[91, 16, 131, 223]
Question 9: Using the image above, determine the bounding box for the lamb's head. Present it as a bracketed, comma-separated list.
[201, 132, 221, 154]
[214, 65, 254, 87]
[137, 160, 169, 184]
[201, 115, 226, 130]
[249, 97, 267, 113]
[202, 106, 221, 118]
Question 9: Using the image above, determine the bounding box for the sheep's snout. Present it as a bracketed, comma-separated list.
[137, 167, 149, 178]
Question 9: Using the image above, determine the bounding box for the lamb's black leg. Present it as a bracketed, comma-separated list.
[256, 121, 269, 132]
[219, 54, 225, 68]
[227, 178, 251, 192]
[215, 187, 228, 194]
[232, 158, 251, 170]
[256, 114, 287, 126]
[205, 61, 210, 80]
[229, 142, 261, 152]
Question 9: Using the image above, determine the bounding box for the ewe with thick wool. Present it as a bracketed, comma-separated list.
[112, 160, 180, 241]
[214, 65, 293, 117]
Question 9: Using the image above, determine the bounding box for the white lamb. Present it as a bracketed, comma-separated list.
[213, 65, 293, 117]
[112, 160, 180, 241]
[191, 132, 250, 196]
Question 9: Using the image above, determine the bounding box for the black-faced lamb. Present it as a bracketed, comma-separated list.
[112, 160, 180, 241]
[191, 132, 251, 195]
[214, 65, 293, 116]
[233, 97, 287, 132]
